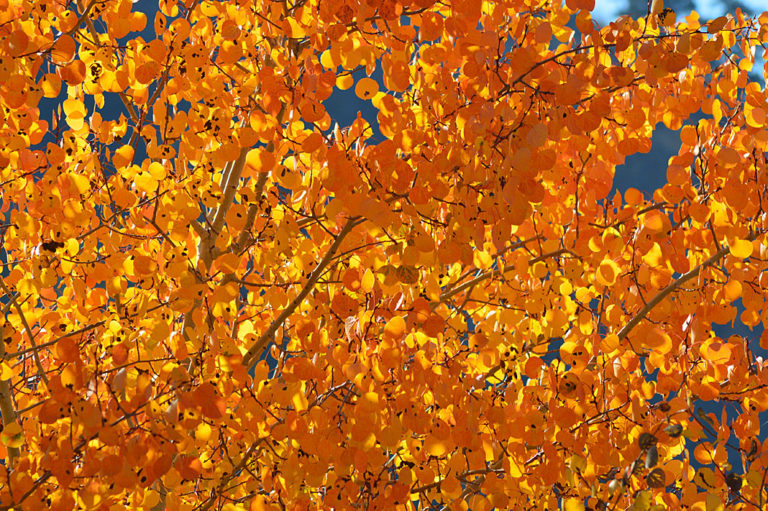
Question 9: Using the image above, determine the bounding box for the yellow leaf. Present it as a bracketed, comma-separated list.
[65, 238, 79, 257]
[362, 392, 379, 407]
[134, 171, 158, 192]
[142, 490, 161, 508]
[360, 269, 375, 293]
[336, 74, 354, 90]
[641, 242, 663, 267]
[473, 249, 493, 270]
[424, 436, 448, 457]
[70, 173, 90, 195]
[113, 145, 135, 168]
[723, 280, 742, 302]
[643, 210, 665, 232]
[0, 362, 13, 381]
[148, 161, 166, 180]
[63, 98, 86, 119]
[40, 73, 61, 97]
[1, 422, 24, 448]
[286, 17, 306, 38]
[563, 498, 585, 511]
[601, 334, 620, 353]
[195, 422, 212, 442]
[371, 91, 387, 108]
[291, 386, 309, 412]
[245, 148, 276, 174]
[729, 238, 753, 259]
[705, 493, 724, 511]
[320, 50, 336, 69]
[384, 316, 406, 339]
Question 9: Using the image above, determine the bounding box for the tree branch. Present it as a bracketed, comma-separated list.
[211, 149, 249, 238]
[192, 381, 351, 511]
[228, 171, 270, 255]
[241, 217, 363, 369]
[0, 299, 20, 465]
[181, 100, 285, 348]
[190, 218, 207, 239]
[438, 248, 568, 304]
[224, 99, 286, 256]
[616, 231, 761, 342]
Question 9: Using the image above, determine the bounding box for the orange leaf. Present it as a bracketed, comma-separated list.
[58, 60, 86, 85]
[595, 259, 620, 286]
[135, 62, 160, 84]
[355, 77, 379, 100]
[717, 147, 740, 167]
[336, 74, 354, 90]
[51, 35, 76, 65]
[175, 456, 203, 480]
[566, 0, 594, 11]
[707, 16, 728, 33]
[39, 73, 62, 98]
[641, 327, 672, 353]
[384, 316, 406, 339]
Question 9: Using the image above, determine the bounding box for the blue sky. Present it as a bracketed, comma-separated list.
[594, 0, 765, 21]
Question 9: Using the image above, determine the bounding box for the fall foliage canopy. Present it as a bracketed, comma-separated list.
[3, 0, 768, 509]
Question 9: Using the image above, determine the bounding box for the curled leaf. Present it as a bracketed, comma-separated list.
[645, 445, 658, 469]
[607, 478, 623, 494]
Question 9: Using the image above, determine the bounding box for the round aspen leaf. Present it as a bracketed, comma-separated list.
[245, 148, 275, 174]
[596, 259, 619, 286]
[51, 34, 76, 65]
[355, 77, 379, 100]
